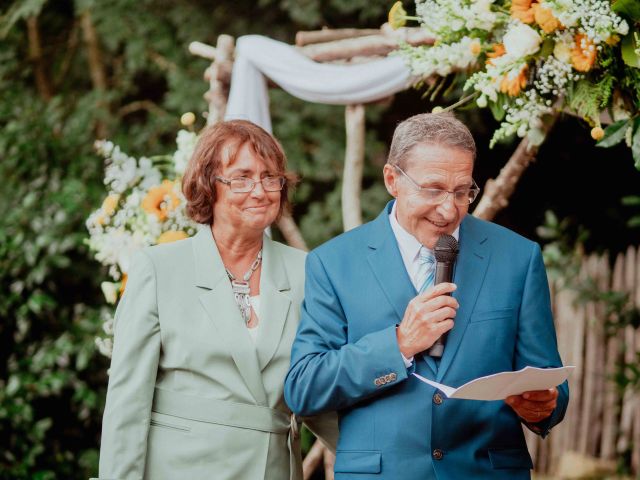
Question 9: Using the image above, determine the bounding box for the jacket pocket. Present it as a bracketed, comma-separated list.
[334, 450, 381, 474]
[470, 307, 516, 323]
[488, 448, 533, 469]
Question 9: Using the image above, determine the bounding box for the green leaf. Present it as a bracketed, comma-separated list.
[628, 216, 640, 228]
[539, 38, 554, 58]
[621, 195, 640, 206]
[597, 119, 630, 147]
[621, 29, 640, 68]
[612, 0, 640, 21]
[489, 96, 506, 121]
[0, 0, 48, 38]
[633, 118, 640, 169]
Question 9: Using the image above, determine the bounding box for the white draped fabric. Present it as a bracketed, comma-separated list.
[225, 35, 413, 132]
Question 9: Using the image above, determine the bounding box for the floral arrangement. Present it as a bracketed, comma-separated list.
[86, 126, 199, 356]
[389, 0, 640, 165]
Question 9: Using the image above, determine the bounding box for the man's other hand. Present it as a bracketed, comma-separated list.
[506, 388, 558, 423]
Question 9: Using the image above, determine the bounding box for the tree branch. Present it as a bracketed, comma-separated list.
[79, 9, 108, 138]
[473, 114, 559, 221]
[26, 16, 53, 101]
[53, 20, 80, 89]
[117, 100, 170, 119]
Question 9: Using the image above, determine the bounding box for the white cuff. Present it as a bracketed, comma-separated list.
[401, 352, 414, 368]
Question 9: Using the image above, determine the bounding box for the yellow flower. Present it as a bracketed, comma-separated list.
[388, 1, 407, 30]
[533, 3, 563, 34]
[469, 40, 482, 56]
[101, 194, 120, 215]
[511, 0, 534, 24]
[606, 35, 620, 46]
[180, 112, 196, 126]
[571, 33, 597, 72]
[432, 106, 444, 113]
[500, 64, 529, 97]
[157, 230, 189, 244]
[141, 180, 180, 221]
[591, 126, 604, 141]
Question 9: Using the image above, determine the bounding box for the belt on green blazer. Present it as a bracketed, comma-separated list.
[151, 388, 302, 479]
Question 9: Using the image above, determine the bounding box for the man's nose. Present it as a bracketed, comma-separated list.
[436, 193, 457, 217]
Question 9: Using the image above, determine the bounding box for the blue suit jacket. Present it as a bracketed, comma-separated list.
[285, 201, 568, 479]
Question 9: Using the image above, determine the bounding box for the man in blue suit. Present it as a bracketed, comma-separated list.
[285, 113, 568, 479]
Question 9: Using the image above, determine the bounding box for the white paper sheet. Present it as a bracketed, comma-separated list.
[413, 366, 574, 401]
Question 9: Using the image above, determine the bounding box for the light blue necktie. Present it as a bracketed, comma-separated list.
[416, 247, 436, 294]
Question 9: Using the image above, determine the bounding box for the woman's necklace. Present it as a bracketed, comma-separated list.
[224, 249, 262, 326]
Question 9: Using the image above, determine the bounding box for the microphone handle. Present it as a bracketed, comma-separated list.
[428, 260, 454, 358]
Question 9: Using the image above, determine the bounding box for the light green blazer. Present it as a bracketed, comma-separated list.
[95, 227, 337, 480]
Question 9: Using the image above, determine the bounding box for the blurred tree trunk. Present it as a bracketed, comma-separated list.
[26, 16, 52, 101]
[79, 8, 109, 139]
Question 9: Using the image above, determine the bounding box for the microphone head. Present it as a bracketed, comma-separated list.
[434, 234, 459, 263]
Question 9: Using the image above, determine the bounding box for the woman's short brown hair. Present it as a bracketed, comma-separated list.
[182, 120, 297, 225]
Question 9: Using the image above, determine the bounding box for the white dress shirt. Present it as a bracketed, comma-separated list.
[388, 201, 460, 367]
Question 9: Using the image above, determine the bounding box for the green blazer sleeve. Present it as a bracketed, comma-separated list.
[98, 250, 161, 480]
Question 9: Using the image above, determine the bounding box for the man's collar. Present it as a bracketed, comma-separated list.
[388, 200, 460, 262]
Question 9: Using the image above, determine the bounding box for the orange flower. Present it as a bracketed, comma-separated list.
[486, 43, 506, 65]
[571, 34, 596, 72]
[119, 274, 127, 296]
[469, 40, 482, 56]
[141, 180, 180, 221]
[511, 0, 534, 24]
[157, 230, 189, 244]
[533, 3, 563, 33]
[500, 64, 529, 97]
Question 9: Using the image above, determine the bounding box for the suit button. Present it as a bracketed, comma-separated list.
[374, 378, 381, 386]
[433, 449, 444, 460]
[433, 393, 443, 405]
[389, 373, 397, 381]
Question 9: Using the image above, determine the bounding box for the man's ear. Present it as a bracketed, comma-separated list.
[383, 164, 398, 198]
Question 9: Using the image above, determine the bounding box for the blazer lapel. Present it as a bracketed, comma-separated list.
[193, 227, 268, 406]
[367, 202, 438, 376]
[366, 202, 417, 323]
[255, 235, 292, 371]
[436, 215, 491, 382]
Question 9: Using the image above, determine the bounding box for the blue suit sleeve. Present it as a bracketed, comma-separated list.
[516, 243, 569, 437]
[285, 251, 409, 416]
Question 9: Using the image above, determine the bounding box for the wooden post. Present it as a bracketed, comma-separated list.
[205, 34, 234, 125]
[600, 253, 625, 460]
[617, 247, 637, 458]
[342, 104, 365, 231]
[303, 441, 326, 480]
[276, 212, 309, 252]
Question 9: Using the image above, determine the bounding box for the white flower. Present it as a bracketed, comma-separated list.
[101, 282, 119, 304]
[503, 23, 542, 59]
[553, 36, 572, 64]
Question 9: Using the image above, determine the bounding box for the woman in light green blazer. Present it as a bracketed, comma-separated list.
[95, 120, 336, 480]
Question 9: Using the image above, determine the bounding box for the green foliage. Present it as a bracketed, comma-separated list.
[0, 89, 108, 477]
[0, 0, 395, 476]
[567, 77, 616, 124]
[538, 212, 640, 393]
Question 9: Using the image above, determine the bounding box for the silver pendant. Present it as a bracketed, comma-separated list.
[231, 280, 251, 325]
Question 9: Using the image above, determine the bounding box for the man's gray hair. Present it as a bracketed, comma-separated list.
[387, 113, 476, 167]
